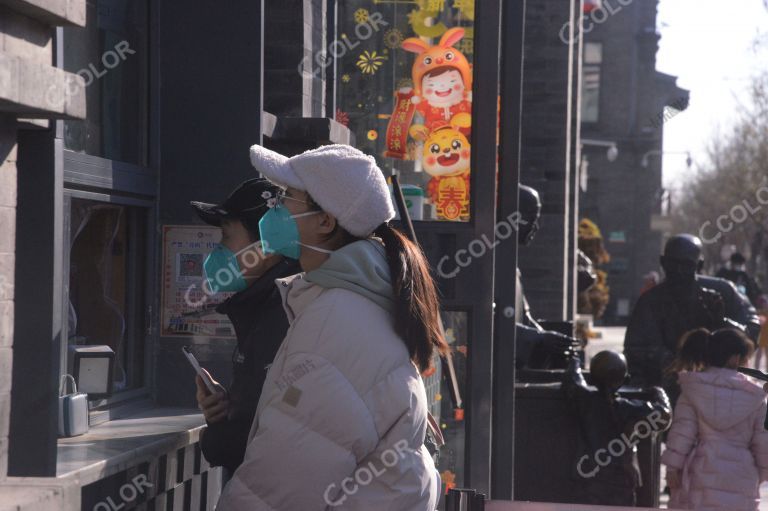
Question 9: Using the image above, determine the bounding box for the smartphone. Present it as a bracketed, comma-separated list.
[182, 346, 218, 394]
[738, 366, 768, 382]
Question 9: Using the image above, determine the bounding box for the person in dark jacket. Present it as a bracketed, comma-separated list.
[190, 178, 300, 474]
[624, 234, 760, 406]
[716, 252, 763, 307]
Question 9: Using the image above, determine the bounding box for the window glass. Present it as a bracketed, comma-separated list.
[333, 2, 475, 222]
[435, 310, 468, 493]
[68, 198, 147, 393]
[62, 0, 148, 165]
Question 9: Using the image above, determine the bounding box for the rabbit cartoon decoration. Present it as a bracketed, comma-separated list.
[401, 27, 473, 136]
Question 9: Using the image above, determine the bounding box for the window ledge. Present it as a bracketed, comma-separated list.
[0, 50, 86, 119]
[0, 476, 80, 511]
[0, 0, 86, 27]
[56, 406, 205, 487]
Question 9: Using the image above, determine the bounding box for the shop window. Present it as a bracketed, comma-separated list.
[333, 2, 475, 222]
[67, 198, 147, 394]
[582, 42, 602, 123]
[332, 2, 476, 492]
[435, 310, 468, 493]
[62, 0, 148, 165]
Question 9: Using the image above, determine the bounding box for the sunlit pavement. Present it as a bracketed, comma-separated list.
[587, 326, 768, 508]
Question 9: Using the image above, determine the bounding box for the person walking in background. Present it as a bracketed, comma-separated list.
[639, 270, 660, 295]
[716, 252, 763, 307]
[217, 144, 444, 510]
[662, 328, 768, 511]
[189, 178, 301, 475]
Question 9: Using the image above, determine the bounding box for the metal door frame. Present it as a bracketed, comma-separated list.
[414, 0, 503, 495]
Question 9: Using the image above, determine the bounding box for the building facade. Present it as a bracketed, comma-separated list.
[517, 0, 584, 322]
[579, 0, 688, 324]
[0, 0, 585, 507]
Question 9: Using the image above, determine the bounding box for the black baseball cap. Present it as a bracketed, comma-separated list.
[190, 178, 280, 233]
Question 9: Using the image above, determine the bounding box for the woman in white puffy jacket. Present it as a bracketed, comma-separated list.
[216, 144, 446, 511]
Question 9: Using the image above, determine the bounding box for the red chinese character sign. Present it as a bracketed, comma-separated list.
[384, 89, 416, 159]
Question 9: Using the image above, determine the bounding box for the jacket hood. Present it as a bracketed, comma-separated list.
[305, 239, 394, 313]
[678, 367, 766, 430]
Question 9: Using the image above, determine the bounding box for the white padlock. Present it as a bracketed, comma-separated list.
[58, 374, 89, 437]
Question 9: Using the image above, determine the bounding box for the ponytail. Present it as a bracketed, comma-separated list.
[669, 328, 710, 374]
[669, 327, 754, 373]
[708, 328, 753, 367]
[374, 223, 448, 372]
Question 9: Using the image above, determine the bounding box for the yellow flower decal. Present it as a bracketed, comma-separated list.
[356, 51, 387, 75]
[384, 28, 405, 49]
[354, 8, 370, 24]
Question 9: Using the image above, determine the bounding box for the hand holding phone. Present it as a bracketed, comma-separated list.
[195, 372, 229, 423]
[183, 346, 218, 394]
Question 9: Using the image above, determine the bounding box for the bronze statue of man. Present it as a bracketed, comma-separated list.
[623, 234, 760, 404]
[514, 185, 580, 369]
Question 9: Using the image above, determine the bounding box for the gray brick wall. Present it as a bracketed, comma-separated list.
[518, 0, 577, 321]
[0, 4, 85, 118]
[0, 114, 16, 482]
[579, 0, 680, 324]
[0, 6, 52, 61]
[0, 0, 84, 484]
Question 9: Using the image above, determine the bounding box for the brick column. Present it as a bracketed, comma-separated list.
[518, 0, 578, 321]
[0, 115, 17, 482]
[0, 0, 84, 480]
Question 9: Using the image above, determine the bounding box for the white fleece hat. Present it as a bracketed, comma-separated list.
[249, 144, 395, 238]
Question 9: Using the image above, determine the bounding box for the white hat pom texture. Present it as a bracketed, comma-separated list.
[249, 144, 396, 238]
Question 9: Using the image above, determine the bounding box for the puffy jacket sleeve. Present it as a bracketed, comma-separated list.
[750, 399, 768, 481]
[217, 352, 379, 511]
[661, 392, 698, 470]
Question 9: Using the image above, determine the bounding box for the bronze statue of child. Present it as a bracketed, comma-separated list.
[562, 351, 671, 506]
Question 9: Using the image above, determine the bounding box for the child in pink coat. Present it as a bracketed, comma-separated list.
[662, 328, 768, 511]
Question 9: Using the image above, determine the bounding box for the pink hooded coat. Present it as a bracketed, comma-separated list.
[661, 368, 768, 511]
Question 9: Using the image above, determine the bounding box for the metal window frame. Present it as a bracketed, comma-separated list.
[63, 151, 157, 196]
[408, 0, 503, 495]
[59, 0, 151, 167]
[54, 0, 157, 421]
[491, 0, 526, 500]
[60, 186, 157, 420]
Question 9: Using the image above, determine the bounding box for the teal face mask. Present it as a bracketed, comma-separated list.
[203, 244, 248, 293]
[258, 205, 329, 259]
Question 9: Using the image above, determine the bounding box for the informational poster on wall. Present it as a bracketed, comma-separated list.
[160, 225, 236, 338]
